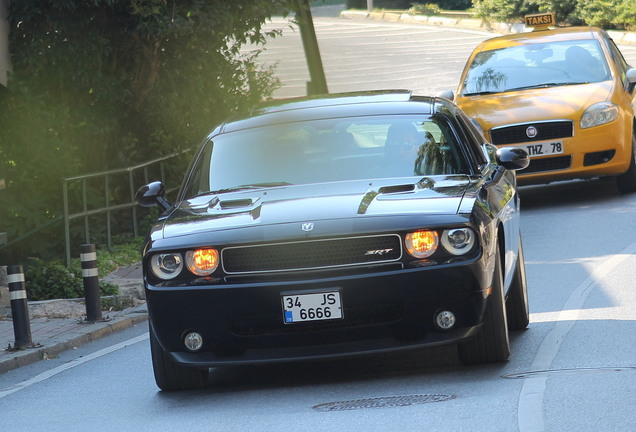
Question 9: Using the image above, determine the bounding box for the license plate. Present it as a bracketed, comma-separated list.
[514, 141, 564, 158]
[282, 291, 343, 324]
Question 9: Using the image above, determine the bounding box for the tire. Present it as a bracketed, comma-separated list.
[150, 327, 208, 391]
[458, 249, 510, 364]
[616, 133, 636, 193]
[506, 237, 530, 331]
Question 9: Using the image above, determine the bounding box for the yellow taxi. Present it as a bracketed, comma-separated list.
[449, 13, 636, 192]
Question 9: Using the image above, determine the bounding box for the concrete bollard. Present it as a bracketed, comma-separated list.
[7, 265, 33, 349]
[80, 244, 102, 322]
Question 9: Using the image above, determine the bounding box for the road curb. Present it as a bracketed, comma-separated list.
[340, 10, 636, 42]
[340, 10, 525, 34]
[0, 312, 147, 375]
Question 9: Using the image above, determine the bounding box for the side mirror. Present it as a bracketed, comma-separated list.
[135, 181, 172, 212]
[436, 89, 455, 101]
[496, 147, 530, 171]
[626, 68, 636, 93]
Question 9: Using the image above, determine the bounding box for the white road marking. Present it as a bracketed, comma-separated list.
[518, 244, 636, 432]
[0, 333, 149, 399]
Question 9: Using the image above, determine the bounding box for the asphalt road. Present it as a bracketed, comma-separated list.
[2, 15, 636, 432]
[255, 16, 636, 98]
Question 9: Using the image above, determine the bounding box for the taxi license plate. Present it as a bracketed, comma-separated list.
[516, 141, 564, 158]
[282, 291, 343, 324]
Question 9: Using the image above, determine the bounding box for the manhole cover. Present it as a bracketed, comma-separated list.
[312, 394, 456, 412]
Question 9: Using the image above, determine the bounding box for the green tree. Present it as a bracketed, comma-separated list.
[470, 0, 636, 28]
[572, 0, 616, 28]
[0, 0, 301, 261]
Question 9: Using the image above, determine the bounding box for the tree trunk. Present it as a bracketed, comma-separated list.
[0, 0, 11, 87]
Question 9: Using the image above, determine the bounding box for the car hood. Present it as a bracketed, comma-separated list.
[456, 81, 613, 132]
[158, 176, 472, 240]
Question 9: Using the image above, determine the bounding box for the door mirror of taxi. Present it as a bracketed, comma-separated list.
[496, 147, 530, 171]
[436, 89, 455, 101]
[136, 181, 172, 212]
[626, 68, 636, 93]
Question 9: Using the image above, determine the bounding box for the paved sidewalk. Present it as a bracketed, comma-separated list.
[0, 263, 147, 375]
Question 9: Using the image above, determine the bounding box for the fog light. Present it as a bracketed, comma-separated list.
[435, 311, 456, 330]
[184, 332, 204, 352]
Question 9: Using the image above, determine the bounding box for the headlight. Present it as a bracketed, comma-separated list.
[186, 248, 219, 276]
[441, 228, 475, 255]
[150, 253, 183, 280]
[580, 102, 618, 129]
[405, 230, 439, 258]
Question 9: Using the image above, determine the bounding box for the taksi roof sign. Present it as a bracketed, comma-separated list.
[525, 13, 556, 30]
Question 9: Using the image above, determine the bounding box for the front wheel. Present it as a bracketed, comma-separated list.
[506, 236, 529, 331]
[616, 133, 636, 193]
[458, 248, 510, 364]
[150, 327, 208, 391]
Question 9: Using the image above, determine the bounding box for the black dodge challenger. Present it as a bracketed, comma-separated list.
[136, 91, 530, 391]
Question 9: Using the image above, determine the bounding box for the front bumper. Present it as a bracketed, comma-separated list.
[146, 259, 490, 367]
[509, 120, 632, 184]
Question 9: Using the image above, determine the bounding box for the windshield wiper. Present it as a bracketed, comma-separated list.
[505, 82, 588, 92]
[463, 90, 502, 96]
[209, 182, 292, 195]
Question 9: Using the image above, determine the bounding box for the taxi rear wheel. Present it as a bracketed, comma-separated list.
[616, 133, 636, 193]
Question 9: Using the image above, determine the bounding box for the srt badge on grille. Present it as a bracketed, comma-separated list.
[526, 126, 538, 138]
[301, 222, 315, 232]
[365, 249, 394, 256]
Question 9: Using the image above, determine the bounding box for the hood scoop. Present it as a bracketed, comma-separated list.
[358, 182, 422, 215]
[205, 196, 263, 220]
[219, 198, 256, 210]
[378, 184, 416, 194]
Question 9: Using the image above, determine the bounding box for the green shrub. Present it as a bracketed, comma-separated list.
[437, 0, 472, 9]
[471, 0, 535, 23]
[409, 3, 442, 15]
[410, 0, 471, 10]
[470, 0, 636, 28]
[23, 238, 142, 301]
[572, 0, 614, 28]
[25, 259, 85, 300]
[615, 0, 636, 30]
[572, 0, 636, 29]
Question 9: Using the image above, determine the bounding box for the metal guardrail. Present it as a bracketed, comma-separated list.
[62, 150, 190, 266]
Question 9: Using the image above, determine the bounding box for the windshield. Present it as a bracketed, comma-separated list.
[182, 115, 470, 198]
[461, 39, 611, 96]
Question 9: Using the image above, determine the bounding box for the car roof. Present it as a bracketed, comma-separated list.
[477, 26, 606, 52]
[215, 91, 442, 135]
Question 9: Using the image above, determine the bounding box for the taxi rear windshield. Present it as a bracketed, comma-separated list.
[183, 115, 470, 198]
[462, 39, 610, 96]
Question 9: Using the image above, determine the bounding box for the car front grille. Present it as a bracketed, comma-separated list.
[490, 121, 573, 145]
[222, 234, 403, 274]
[519, 155, 572, 175]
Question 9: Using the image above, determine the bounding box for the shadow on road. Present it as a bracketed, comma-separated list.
[519, 178, 623, 210]
[166, 332, 528, 393]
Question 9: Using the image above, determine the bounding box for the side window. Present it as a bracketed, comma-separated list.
[181, 140, 213, 199]
[607, 37, 628, 85]
[455, 110, 488, 169]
